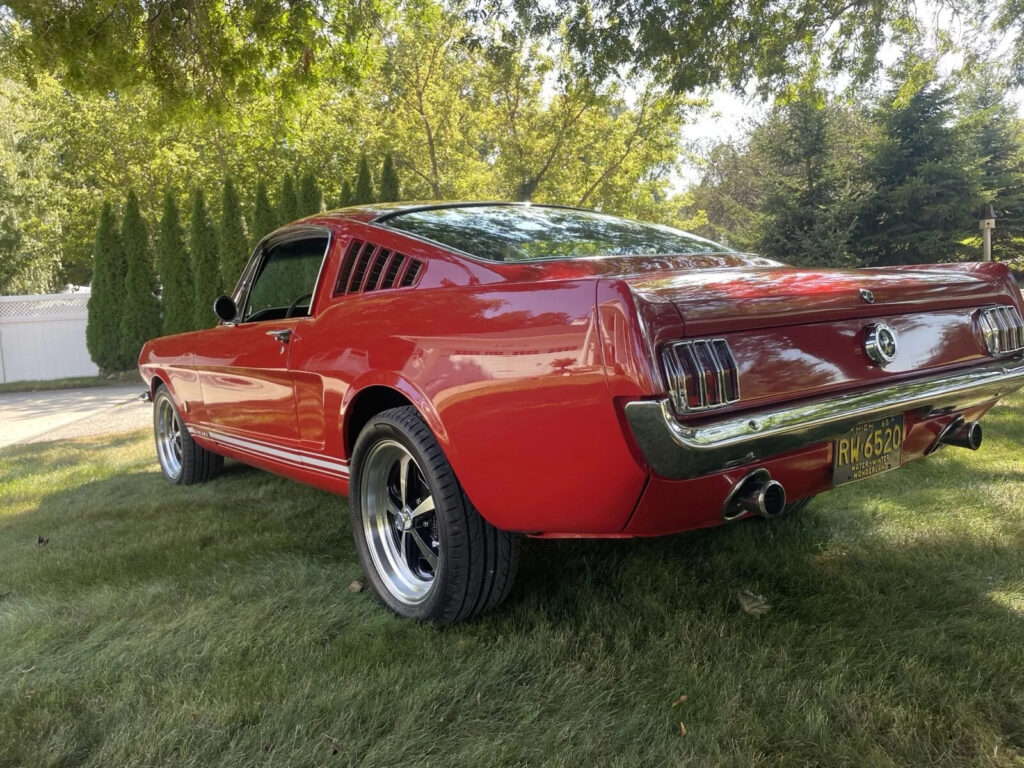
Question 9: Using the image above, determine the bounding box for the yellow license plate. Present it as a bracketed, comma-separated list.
[832, 415, 904, 487]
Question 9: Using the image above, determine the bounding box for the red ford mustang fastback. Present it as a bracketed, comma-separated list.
[139, 202, 1024, 622]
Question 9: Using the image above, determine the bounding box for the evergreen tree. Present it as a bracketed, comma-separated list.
[156, 189, 193, 336]
[119, 190, 161, 368]
[250, 179, 277, 247]
[297, 171, 323, 216]
[219, 177, 249, 289]
[754, 92, 873, 268]
[336, 179, 354, 209]
[957, 70, 1024, 263]
[190, 189, 223, 329]
[379, 152, 400, 202]
[276, 173, 299, 225]
[854, 63, 978, 266]
[353, 154, 375, 204]
[85, 201, 126, 372]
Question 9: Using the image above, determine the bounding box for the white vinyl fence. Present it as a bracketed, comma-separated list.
[0, 291, 98, 383]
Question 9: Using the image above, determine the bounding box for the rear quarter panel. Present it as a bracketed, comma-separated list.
[303, 277, 650, 534]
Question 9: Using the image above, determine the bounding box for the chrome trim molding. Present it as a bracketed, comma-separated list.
[624, 354, 1024, 479]
[976, 304, 1024, 355]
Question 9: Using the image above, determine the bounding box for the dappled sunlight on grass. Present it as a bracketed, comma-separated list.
[0, 395, 1022, 766]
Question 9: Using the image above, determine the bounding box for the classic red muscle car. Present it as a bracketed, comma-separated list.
[140, 202, 1024, 622]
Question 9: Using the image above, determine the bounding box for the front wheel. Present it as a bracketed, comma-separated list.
[350, 406, 520, 623]
[152, 385, 223, 485]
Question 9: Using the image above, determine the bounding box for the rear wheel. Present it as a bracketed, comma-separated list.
[153, 385, 223, 485]
[350, 406, 520, 623]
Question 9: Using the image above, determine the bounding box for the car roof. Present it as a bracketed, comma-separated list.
[313, 201, 584, 225]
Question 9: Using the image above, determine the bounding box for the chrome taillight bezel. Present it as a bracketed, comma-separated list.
[661, 338, 740, 413]
[976, 305, 1024, 356]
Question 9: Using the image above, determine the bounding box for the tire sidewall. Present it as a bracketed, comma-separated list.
[350, 413, 455, 621]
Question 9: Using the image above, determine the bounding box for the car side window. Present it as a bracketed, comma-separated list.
[243, 237, 329, 322]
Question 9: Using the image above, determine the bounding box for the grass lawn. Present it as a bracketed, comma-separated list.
[0, 372, 141, 395]
[1, 398, 1023, 767]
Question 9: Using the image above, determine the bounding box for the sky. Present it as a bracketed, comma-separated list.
[672, 4, 1024, 192]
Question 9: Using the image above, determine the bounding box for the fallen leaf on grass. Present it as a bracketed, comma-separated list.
[20, 666, 35, 674]
[738, 590, 771, 615]
[37, 536, 49, 547]
[26, 690, 36, 697]
[679, 722, 687, 737]
[348, 580, 363, 593]
[672, 694, 688, 707]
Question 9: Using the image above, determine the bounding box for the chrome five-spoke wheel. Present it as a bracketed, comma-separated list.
[155, 393, 184, 480]
[151, 385, 223, 485]
[350, 406, 521, 623]
[360, 440, 439, 605]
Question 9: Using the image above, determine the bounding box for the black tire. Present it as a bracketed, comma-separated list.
[349, 406, 520, 623]
[152, 385, 223, 485]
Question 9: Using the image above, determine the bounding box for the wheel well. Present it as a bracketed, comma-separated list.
[345, 386, 414, 453]
[150, 375, 166, 397]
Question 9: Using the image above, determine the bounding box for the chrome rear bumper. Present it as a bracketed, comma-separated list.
[624, 355, 1024, 479]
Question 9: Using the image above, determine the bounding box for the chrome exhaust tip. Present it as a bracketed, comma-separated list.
[722, 469, 788, 521]
[943, 420, 983, 451]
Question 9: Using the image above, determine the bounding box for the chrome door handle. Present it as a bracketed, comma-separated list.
[266, 329, 292, 344]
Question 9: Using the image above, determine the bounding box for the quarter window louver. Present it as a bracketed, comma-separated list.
[978, 305, 1024, 355]
[335, 240, 423, 295]
[662, 339, 740, 412]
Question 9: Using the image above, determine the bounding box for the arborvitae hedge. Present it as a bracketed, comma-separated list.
[219, 177, 249, 289]
[354, 155, 374, 204]
[190, 189, 223, 329]
[251, 179, 276, 248]
[156, 189, 193, 336]
[298, 171, 323, 217]
[85, 201, 126, 372]
[277, 173, 299, 226]
[379, 153, 400, 202]
[337, 179, 354, 209]
[119, 190, 161, 368]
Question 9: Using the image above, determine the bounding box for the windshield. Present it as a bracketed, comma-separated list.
[377, 204, 734, 263]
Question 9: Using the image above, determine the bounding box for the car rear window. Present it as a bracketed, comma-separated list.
[378, 204, 734, 263]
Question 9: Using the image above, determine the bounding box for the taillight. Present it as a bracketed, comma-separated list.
[977, 305, 1024, 355]
[661, 339, 740, 412]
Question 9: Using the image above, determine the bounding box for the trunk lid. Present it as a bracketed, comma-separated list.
[624, 263, 1016, 335]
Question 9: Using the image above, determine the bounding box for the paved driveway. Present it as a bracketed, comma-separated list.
[0, 384, 151, 449]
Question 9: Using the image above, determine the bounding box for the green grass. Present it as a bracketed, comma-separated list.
[0, 371, 140, 394]
[1, 398, 1023, 767]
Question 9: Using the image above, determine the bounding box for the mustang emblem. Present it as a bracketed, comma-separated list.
[859, 288, 875, 304]
[864, 323, 898, 365]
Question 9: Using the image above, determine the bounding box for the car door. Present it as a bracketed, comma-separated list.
[197, 230, 331, 450]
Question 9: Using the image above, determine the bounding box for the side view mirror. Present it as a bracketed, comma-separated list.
[213, 294, 238, 323]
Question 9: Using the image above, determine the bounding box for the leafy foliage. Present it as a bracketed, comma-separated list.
[218, 177, 249, 289]
[84, 202, 125, 372]
[119, 190, 161, 367]
[1, 0, 387, 110]
[189, 189, 222, 329]
[155, 189, 193, 336]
